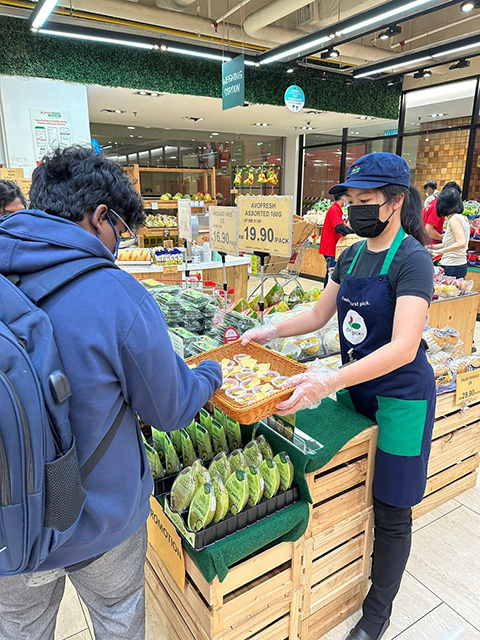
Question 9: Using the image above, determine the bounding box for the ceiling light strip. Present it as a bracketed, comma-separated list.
[338, 0, 436, 36]
[354, 55, 431, 78]
[30, 0, 60, 30]
[38, 28, 157, 49]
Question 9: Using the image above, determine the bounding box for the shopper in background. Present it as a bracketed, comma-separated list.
[243, 153, 434, 640]
[0, 178, 27, 214]
[423, 179, 439, 208]
[423, 180, 462, 244]
[429, 186, 470, 278]
[0, 146, 222, 640]
[319, 189, 352, 286]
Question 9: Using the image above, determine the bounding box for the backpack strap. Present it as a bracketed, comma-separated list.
[15, 257, 119, 305]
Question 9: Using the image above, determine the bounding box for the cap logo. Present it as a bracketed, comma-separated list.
[351, 165, 361, 174]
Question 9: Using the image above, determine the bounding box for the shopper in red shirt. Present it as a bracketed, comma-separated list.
[423, 197, 444, 244]
[319, 190, 352, 286]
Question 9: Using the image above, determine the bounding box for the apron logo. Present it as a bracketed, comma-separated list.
[343, 310, 367, 345]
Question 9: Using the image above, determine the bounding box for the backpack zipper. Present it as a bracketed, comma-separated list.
[0, 432, 11, 506]
[0, 370, 34, 495]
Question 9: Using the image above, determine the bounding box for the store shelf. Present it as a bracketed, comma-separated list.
[143, 200, 217, 210]
[139, 227, 178, 236]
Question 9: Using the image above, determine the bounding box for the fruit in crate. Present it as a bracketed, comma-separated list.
[117, 248, 150, 262]
[204, 193, 213, 201]
[192, 192, 204, 201]
[173, 192, 184, 200]
[160, 193, 173, 201]
[144, 214, 177, 228]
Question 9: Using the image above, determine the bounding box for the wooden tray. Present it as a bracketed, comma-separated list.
[186, 341, 307, 424]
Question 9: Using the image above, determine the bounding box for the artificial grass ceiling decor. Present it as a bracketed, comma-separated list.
[0, 16, 401, 119]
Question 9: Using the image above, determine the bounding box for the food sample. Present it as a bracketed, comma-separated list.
[245, 465, 264, 506]
[274, 452, 294, 491]
[226, 469, 249, 515]
[187, 483, 216, 532]
[259, 458, 281, 499]
[170, 467, 196, 513]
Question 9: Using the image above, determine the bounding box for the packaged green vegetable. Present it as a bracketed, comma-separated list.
[199, 409, 213, 437]
[226, 469, 249, 515]
[228, 449, 245, 472]
[151, 426, 164, 459]
[274, 452, 294, 491]
[209, 452, 231, 484]
[212, 419, 229, 455]
[243, 441, 263, 468]
[256, 435, 274, 459]
[245, 465, 264, 507]
[212, 477, 229, 524]
[226, 416, 242, 451]
[170, 467, 196, 513]
[185, 420, 197, 447]
[181, 429, 197, 467]
[259, 458, 281, 499]
[143, 440, 164, 480]
[153, 430, 181, 474]
[265, 282, 284, 308]
[170, 429, 182, 456]
[214, 407, 226, 427]
[191, 460, 211, 493]
[196, 423, 214, 462]
[187, 483, 216, 532]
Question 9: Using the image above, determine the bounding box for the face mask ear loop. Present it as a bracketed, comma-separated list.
[90, 213, 100, 238]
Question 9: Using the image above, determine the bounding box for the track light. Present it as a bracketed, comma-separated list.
[29, 0, 60, 30]
[379, 31, 390, 40]
[460, 1, 477, 12]
[286, 67, 295, 73]
[386, 75, 402, 85]
[413, 69, 432, 78]
[449, 59, 471, 69]
[379, 25, 402, 39]
[321, 48, 340, 59]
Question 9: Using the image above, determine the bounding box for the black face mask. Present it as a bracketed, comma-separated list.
[348, 200, 395, 238]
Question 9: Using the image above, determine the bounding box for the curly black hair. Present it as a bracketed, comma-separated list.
[0, 179, 27, 210]
[29, 146, 145, 229]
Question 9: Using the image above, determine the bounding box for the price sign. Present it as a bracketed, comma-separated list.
[209, 206, 239, 256]
[151, 201, 159, 211]
[168, 330, 184, 358]
[456, 369, 480, 405]
[147, 497, 185, 592]
[177, 199, 192, 242]
[238, 196, 294, 258]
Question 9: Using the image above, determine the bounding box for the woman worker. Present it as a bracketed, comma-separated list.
[429, 186, 469, 278]
[242, 153, 435, 640]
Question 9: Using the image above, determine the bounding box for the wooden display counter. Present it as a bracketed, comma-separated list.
[467, 266, 480, 313]
[428, 293, 479, 353]
[300, 245, 327, 280]
[120, 258, 250, 300]
[145, 390, 480, 639]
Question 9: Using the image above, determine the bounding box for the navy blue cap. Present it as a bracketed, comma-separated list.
[329, 152, 410, 195]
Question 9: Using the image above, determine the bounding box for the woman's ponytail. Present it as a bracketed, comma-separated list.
[380, 183, 429, 246]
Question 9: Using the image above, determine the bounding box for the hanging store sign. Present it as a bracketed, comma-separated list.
[284, 85, 305, 113]
[222, 55, 245, 111]
[209, 206, 239, 256]
[238, 195, 294, 258]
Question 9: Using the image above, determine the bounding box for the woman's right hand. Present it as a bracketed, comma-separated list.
[241, 325, 279, 346]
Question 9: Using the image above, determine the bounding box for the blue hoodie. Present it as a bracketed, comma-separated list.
[0, 210, 222, 570]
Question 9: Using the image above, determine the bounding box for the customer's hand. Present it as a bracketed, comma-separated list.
[241, 325, 279, 346]
[276, 370, 345, 415]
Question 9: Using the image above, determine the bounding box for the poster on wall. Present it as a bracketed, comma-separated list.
[30, 109, 73, 161]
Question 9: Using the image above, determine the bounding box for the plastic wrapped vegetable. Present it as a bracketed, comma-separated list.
[259, 458, 281, 499]
[191, 460, 212, 493]
[196, 423, 214, 462]
[152, 429, 181, 474]
[185, 420, 197, 447]
[143, 439, 164, 480]
[228, 449, 246, 472]
[212, 477, 229, 524]
[226, 416, 242, 451]
[199, 409, 213, 436]
[256, 435, 274, 459]
[243, 440, 263, 468]
[214, 407, 226, 427]
[287, 286, 305, 310]
[226, 469, 249, 515]
[274, 452, 294, 491]
[209, 452, 231, 484]
[170, 430, 182, 456]
[212, 419, 229, 455]
[170, 466, 196, 513]
[181, 429, 197, 468]
[245, 465, 264, 506]
[187, 483, 216, 532]
[265, 283, 284, 308]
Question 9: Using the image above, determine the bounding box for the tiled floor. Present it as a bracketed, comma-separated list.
[54, 276, 480, 640]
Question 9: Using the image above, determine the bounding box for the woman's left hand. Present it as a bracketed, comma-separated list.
[276, 370, 345, 415]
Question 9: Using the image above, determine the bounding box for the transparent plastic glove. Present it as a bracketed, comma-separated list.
[241, 324, 279, 346]
[276, 370, 345, 415]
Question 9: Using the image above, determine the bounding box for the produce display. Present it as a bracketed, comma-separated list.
[144, 214, 177, 228]
[305, 198, 348, 227]
[116, 248, 151, 262]
[156, 192, 213, 202]
[424, 325, 480, 394]
[434, 267, 474, 298]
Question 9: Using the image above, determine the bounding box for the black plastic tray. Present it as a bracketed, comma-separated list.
[161, 484, 300, 550]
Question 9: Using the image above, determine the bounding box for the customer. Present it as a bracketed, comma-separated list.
[430, 186, 470, 277]
[0, 178, 27, 214]
[319, 190, 352, 286]
[0, 146, 222, 640]
[423, 179, 439, 208]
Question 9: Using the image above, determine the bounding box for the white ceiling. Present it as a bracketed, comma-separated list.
[86, 84, 393, 138]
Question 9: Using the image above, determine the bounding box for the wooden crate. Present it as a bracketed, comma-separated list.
[413, 391, 480, 519]
[146, 536, 304, 640]
[428, 293, 479, 354]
